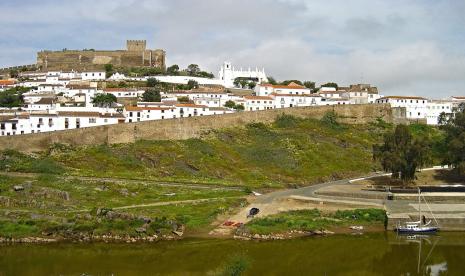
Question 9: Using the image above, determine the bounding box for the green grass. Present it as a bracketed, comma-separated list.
[245, 209, 386, 235]
[0, 116, 389, 188]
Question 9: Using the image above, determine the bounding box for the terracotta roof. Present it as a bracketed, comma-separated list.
[175, 103, 207, 108]
[67, 85, 93, 90]
[34, 98, 56, 105]
[125, 106, 170, 111]
[104, 88, 140, 92]
[271, 93, 321, 97]
[261, 83, 306, 89]
[0, 80, 15, 85]
[452, 96, 465, 99]
[244, 96, 274, 100]
[379, 96, 427, 100]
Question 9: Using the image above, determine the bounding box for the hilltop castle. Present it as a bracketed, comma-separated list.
[36, 40, 166, 71]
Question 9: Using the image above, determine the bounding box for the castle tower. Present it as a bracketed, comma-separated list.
[127, 40, 147, 51]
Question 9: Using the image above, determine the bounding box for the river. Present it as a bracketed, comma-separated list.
[1, 232, 464, 275]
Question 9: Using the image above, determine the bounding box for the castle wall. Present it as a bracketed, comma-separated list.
[37, 49, 165, 71]
[0, 104, 405, 152]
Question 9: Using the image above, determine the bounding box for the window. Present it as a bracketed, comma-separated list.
[0, 123, 4, 130]
[12, 123, 17, 130]
[89, 118, 96, 124]
[76, 118, 80, 129]
[65, 118, 69, 129]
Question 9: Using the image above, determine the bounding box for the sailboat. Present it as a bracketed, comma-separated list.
[395, 188, 440, 233]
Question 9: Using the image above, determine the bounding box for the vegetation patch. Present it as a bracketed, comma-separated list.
[245, 209, 386, 235]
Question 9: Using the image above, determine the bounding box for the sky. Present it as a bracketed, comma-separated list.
[1, 0, 464, 98]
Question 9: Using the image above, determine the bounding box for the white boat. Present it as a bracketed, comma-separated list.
[395, 188, 439, 234]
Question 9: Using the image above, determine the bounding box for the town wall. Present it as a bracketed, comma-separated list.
[0, 104, 404, 152]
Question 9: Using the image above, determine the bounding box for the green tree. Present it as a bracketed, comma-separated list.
[248, 82, 256, 89]
[142, 88, 161, 102]
[321, 82, 338, 89]
[92, 93, 117, 108]
[187, 64, 200, 76]
[267, 76, 277, 85]
[9, 69, 19, 78]
[104, 64, 114, 79]
[147, 78, 160, 87]
[440, 103, 465, 175]
[373, 125, 431, 183]
[186, 80, 199, 90]
[177, 96, 190, 103]
[167, 64, 180, 75]
[197, 71, 215, 78]
[234, 104, 245, 111]
[0, 88, 25, 107]
[303, 81, 316, 90]
[224, 100, 236, 109]
[281, 80, 303, 86]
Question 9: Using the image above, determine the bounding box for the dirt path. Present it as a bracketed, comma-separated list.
[209, 175, 385, 236]
[0, 172, 243, 191]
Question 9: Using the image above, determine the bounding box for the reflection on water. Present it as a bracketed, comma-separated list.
[1, 232, 465, 275]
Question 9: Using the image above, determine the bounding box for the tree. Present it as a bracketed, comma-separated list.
[440, 103, 465, 175]
[177, 96, 190, 103]
[248, 82, 257, 90]
[92, 93, 117, 108]
[224, 100, 236, 109]
[147, 78, 160, 87]
[234, 104, 245, 111]
[303, 81, 316, 90]
[373, 125, 431, 183]
[0, 88, 25, 108]
[9, 69, 19, 78]
[281, 80, 303, 86]
[267, 76, 277, 85]
[196, 71, 215, 78]
[167, 64, 180, 75]
[186, 64, 200, 76]
[186, 80, 199, 90]
[104, 64, 114, 79]
[142, 88, 161, 102]
[321, 82, 338, 89]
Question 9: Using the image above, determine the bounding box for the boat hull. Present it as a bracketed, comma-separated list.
[395, 227, 439, 234]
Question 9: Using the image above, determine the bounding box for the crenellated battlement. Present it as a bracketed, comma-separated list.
[126, 40, 147, 51]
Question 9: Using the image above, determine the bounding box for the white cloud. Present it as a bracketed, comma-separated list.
[1, 0, 464, 98]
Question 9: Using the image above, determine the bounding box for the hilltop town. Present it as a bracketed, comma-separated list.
[1, 40, 463, 137]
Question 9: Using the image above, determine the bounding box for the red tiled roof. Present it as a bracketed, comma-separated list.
[379, 96, 427, 100]
[244, 96, 273, 100]
[0, 80, 15, 85]
[125, 106, 170, 111]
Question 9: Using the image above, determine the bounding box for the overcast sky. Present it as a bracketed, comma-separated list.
[1, 0, 464, 98]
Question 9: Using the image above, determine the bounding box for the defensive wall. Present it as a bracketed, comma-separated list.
[0, 104, 406, 152]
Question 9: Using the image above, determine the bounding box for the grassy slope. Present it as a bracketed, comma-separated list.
[245, 209, 387, 235]
[0, 116, 445, 238]
[48, 116, 385, 188]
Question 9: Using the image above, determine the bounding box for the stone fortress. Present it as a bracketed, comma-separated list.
[36, 40, 166, 71]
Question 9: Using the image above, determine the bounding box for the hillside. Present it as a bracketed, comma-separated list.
[1, 114, 443, 240]
[1, 114, 386, 189]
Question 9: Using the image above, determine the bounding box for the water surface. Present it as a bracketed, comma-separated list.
[1, 233, 463, 275]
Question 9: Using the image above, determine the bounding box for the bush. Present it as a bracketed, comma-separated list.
[321, 111, 339, 128]
[274, 114, 300, 128]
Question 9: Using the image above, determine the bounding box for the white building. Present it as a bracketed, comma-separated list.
[376, 96, 429, 120]
[218, 61, 268, 88]
[255, 83, 311, 96]
[81, 72, 106, 81]
[426, 101, 454, 125]
[0, 110, 124, 136]
[273, 94, 323, 109]
[243, 96, 274, 111]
